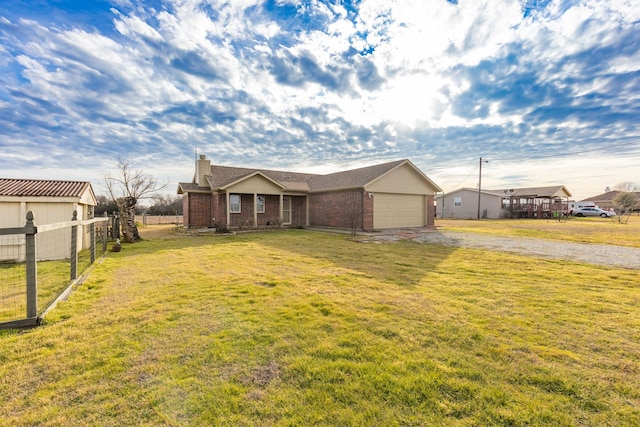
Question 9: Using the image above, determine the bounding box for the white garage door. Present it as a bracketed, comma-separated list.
[373, 194, 425, 229]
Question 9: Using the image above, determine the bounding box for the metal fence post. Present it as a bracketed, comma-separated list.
[70, 210, 78, 281]
[103, 212, 108, 253]
[25, 211, 38, 319]
[90, 219, 96, 264]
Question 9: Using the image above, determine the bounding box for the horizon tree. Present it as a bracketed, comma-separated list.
[613, 182, 640, 192]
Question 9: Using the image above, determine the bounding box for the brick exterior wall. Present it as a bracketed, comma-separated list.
[226, 194, 307, 227]
[229, 194, 254, 227]
[260, 195, 281, 226]
[362, 193, 373, 230]
[309, 190, 365, 229]
[211, 192, 221, 225]
[185, 193, 212, 227]
[182, 196, 190, 228]
[185, 190, 435, 229]
[290, 196, 307, 227]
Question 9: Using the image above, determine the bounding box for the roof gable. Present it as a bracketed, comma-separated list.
[365, 160, 443, 193]
[220, 171, 285, 192]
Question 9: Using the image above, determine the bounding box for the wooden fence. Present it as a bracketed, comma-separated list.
[136, 214, 183, 226]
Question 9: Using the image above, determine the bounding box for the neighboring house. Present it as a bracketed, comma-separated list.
[579, 191, 640, 211]
[436, 185, 572, 219]
[178, 155, 442, 230]
[0, 178, 97, 260]
[436, 188, 504, 219]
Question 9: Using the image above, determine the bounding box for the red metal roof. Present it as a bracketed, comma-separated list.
[0, 178, 91, 197]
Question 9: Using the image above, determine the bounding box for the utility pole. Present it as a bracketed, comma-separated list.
[477, 157, 488, 219]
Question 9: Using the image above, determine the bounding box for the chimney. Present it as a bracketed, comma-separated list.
[195, 155, 211, 187]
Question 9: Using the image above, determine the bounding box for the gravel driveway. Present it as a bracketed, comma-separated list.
[370, 229, 640, 270]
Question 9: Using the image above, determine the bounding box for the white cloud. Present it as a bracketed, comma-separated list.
[1, 0, 639, 200]
[112, 9, 163, 41]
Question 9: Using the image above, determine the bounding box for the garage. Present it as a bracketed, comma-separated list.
[373, 193, 425, 228]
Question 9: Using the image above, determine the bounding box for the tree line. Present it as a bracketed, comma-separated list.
[94, 194, 183, 217]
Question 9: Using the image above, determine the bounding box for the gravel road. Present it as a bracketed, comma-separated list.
[372, 229, 640, 270]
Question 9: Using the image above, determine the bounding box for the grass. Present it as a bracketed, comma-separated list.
[0, 249, 99, 323]
[436, 215, 640, 248]
[0, 226, 639, 425]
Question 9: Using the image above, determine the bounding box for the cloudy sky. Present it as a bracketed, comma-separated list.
[1, 0, 639, 200]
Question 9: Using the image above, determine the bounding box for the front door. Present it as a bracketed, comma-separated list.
[282, 197, 291, 225]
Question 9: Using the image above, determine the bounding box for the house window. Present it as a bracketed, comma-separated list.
[256, 195, 265, 213]
[454, 196, 462, 207]
[230, 194, 241, 213]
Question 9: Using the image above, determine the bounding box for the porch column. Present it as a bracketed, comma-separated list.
[253, 193, 258, 228]
[226, 192, 231, 226]
[279, 194, 284, 223]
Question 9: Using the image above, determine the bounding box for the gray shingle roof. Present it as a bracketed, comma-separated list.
[181, 159, 416, 193]
[582, 191, 640, 202]
[487, 185, 572, 198]
[207, 166, 318, 191]
[308, 159, 406, 191]
[0, 178, 91, 197]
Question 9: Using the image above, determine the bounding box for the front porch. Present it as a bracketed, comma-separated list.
[224, 193, 308, 229]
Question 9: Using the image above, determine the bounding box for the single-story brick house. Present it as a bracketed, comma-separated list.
[178, 155, 442, 230]
[436, 185, 572, 219]
[0, 178, 97, 260]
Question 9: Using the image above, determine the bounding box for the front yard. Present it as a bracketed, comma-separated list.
[1, 226, 638, 425]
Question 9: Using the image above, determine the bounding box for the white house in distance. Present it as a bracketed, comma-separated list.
[436, 186, 572, 219]
[0, 178, 97, 260]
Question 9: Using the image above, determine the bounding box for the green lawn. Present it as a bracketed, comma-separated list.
[436, 215, 640, 248]
[1, 227, 638, 426]
[0, 249, 98, 323]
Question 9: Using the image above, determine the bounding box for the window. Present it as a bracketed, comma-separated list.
[230, 194, 241, 213]
[454, 196, 462, 207]
[256, 195, 265, 213]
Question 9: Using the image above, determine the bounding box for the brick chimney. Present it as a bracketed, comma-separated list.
[195, 155, 211, 187]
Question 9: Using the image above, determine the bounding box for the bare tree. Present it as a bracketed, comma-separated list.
[613, 182, 640, 192]
[103, 158, 168, 242]
[612, 192, 638, 223]
[345, 191, 363, 238]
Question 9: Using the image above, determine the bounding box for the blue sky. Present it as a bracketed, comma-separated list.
[1, 0, 639, 201]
